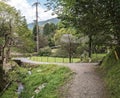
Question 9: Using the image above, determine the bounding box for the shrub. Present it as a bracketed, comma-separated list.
[51, 48, 68, 57]
[38, 47, 51, 56]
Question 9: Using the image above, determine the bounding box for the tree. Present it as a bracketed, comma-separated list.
[43, 23, 56, 36]
[46, 0, 99, 58]
[0, 2, 35, 90]
[0, 1, 19, 90]
[54, 27, 78, 63]
[43, 23, 57, 47]
[16, 17, 35, 53]
[46, 0, 120, 58]
[0, 1, 34, 70]
[38, 34, 48, 48]
[99, 0, 120, 45]
[32, 24, 38, 51]
[0, 1, 20, 65]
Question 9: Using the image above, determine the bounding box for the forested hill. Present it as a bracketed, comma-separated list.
[28, 17, 60, 30]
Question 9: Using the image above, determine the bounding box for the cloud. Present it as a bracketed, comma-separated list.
[7, 0, 57, 23]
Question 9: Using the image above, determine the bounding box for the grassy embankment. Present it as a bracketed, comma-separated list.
[101, 49, 120, 98]
[1, 64, 72, 98]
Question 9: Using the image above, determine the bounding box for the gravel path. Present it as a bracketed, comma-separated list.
[60, 63, 108, 98]
[13, 58, 107, 98]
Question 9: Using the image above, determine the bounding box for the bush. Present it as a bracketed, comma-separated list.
[51, 48, 68, 57]
[38, 46, 51, 56]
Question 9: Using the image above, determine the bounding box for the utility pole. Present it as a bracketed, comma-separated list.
[33, 0, 40, 52]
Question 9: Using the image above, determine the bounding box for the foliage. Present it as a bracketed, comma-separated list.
[43, 23, 56, 36]
[0, 1, 34, 65]
[1, 64, 72, 98]
[46, 0, 120, 58]
[0, 2, 22, 88]
[54, 27, 76, 44]
[101, 47, 120, 98]
[16, 18, 35, 53]
[51, 48, 68, 57]
[0, 64, 28, 98]
[32, 24, 37, 42]
[39, 34, 48, 48]
[43, 23, 57, 47]
[48, 37, 55, 47]
[38, 46, 52, 56]
[54, 27, 78, 62]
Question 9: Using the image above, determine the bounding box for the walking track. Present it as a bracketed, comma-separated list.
[59, 63, 108, 98]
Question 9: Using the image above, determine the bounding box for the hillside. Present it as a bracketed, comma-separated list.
[28, 17, 60, 30]
[101, 47, 120, 98]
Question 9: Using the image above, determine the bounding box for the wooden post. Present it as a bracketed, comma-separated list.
[114, 50, 119, 60]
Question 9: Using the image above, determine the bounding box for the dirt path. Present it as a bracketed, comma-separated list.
[60, 63, 107, 98]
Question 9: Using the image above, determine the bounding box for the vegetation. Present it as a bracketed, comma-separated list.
[0, 0, 120, 97]
[0, 1, 34, 65]
[54, 28, 79, 63]
[43, 23, 56, 36]
[43, 23, 57, 47]
[0, 1, 34, 91]
[101, 47, 120, 98]
[1, 64, 72, 98]
[38, 46, 52, 56]
[46, 0, 120, 57]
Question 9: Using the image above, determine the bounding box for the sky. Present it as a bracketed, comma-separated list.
[7, 0, 57, 23]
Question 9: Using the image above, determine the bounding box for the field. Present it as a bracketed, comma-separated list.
[30, 56, 80, 63]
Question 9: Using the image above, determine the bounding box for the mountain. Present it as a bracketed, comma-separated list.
[28, 17, 60, 30]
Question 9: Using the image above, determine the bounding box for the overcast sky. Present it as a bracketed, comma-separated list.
[7, 0, 57, 23]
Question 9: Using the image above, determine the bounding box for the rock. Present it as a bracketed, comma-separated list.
[34, 83, 47, 94]
[17, 82, 24, 94]
[28, 71, 32, 75]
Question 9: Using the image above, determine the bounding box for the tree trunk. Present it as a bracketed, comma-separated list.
[88, 35, 92, 58]
[6, 47, 11, 63]
[69, 53, 72, 63]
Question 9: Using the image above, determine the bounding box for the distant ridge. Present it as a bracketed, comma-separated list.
[28, 17, 60, 30]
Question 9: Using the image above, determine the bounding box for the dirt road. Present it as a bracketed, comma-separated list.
[60, 63, 107, 98]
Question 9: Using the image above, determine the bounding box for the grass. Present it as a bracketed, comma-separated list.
[30, 56, 80, 63]
[92, 53, 106, 59]
[100, 50, 120, 98]
[1, 64, 72, 98]
[91, 53, 107, 62]
[30, 53, 106, 63]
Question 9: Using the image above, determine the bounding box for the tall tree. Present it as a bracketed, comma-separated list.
[16, 17, 35, 53]
[43, 23, 56, 36]
[43, 23, 56, 47]
[0, 1, 34, 67]
[0, 1, 19, 65]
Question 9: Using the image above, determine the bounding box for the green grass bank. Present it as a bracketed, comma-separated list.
[101, 48, 120, 98]
[1, 64, 72, 98]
